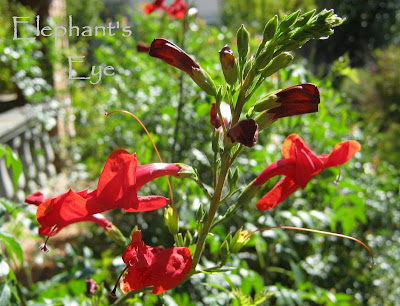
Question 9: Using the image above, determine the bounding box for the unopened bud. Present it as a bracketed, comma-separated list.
[191, 67, 217, 96]
[293, 10, 315, 27]
[104, 224, 128, 246]
[237, 25, 250, 60]
[219, 45, 238, 85]
[220, 240, 230, 264]
[164, 206, 179, 235]
[278, 10, 300, 33]
[230, 228, 250, 253]
[261, 52, 293, 78]
[263, 15, 278, 42]
[255, 49, 274, 70]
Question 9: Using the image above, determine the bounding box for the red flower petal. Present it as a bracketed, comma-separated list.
[256, 177, 299, 210]
[319, 140, 361, 168]
[25, 192, 44, 206]
[123, 196, 169, 212]
[253, 159, 297, 186]
[120, 231, 192, 294]
[149, 38, 200, 76]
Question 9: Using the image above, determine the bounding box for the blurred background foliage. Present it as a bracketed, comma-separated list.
[1, 0, 399, 305]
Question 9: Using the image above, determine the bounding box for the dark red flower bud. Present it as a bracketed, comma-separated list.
[149, 38, 200, 76]
[137, 41, 150, 53]
[267, 83, 320, 120]
[227, 119, 259, 147]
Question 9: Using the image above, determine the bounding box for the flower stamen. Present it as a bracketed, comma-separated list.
[39, 224, 58, 253]
[106, 110, 175, 208]
[110, 265, 129, 298]
[247, 226, 375, 268]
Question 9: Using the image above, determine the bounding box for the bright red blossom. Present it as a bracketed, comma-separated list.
[143, 0, 186, 19]
[35, 150, 183, 229]
[254, 134, 361, 210]
[118, 231, 192, 294]
[166, 0, 187, 19]
[143, 0, 167, 15]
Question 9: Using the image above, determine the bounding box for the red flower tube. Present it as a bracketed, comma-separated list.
[112, 231, 192, 295]
[253, 134, 360, 210]
[255, 84, 320, 129]
[149, 38, 200, 76]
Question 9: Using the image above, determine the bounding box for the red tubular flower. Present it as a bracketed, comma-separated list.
[253, 134, 361, 210]
[115, 231, 192, 295]
[210, 101, 231, 128]
[35, 150, 185, 230]
[267, 83, 320, 120]
[167, 0, 187, 19]
[227, 119, 259, 147]
[143, 0, 167, 14]
[149, 38, 200, 76]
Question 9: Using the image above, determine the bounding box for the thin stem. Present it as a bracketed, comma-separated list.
[106, 110, 174, 208]
[248, 226, 376, 268]
[190, 158, 230, 272]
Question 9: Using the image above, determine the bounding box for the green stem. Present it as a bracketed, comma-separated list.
[189, 158, 230, 273]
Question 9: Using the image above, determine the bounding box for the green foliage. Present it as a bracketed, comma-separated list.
[0, 0, 53, 102]
[221, 0, 317, 32]
[0, 144, 22, 191]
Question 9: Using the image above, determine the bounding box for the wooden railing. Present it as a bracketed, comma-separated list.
[0, 106, 57, 202]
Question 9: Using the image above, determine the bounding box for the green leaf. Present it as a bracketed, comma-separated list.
[0, 282, 11, 306]
[3, 146, 22, 191]
[0, 231, 23, 266]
